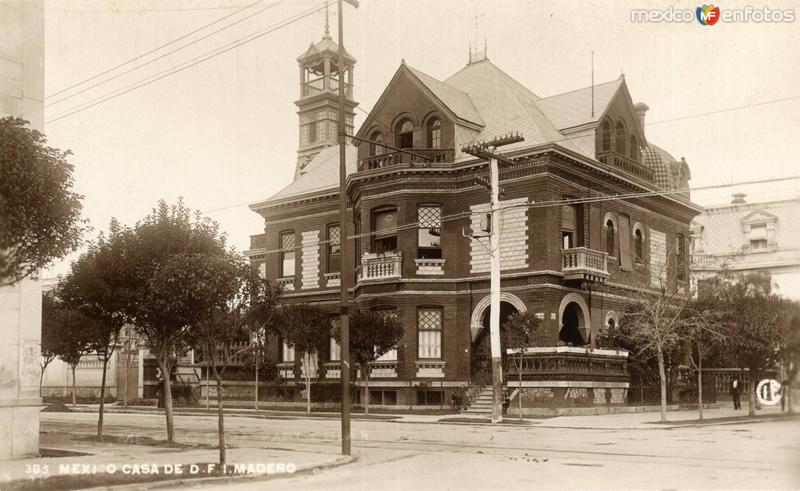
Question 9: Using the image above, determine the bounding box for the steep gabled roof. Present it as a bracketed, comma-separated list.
[258, 145, 357, 205]
[536, 78, 624, 130]
[445, 59, 572, 153]
[406, 66, 484, 126]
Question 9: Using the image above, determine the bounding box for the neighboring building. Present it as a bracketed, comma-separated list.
[691, 192, 800, 300]
[246, 35, 703, 412]
[0, 0, 44, 458]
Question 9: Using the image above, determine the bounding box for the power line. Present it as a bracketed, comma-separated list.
[46, 0, 285, 107]
[242, 175, 800, 258]
[45, 2, 331, 125]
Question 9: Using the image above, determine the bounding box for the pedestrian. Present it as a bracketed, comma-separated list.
[731, 377, 742, 410]
[155, 368, 165, 409]
[780, 378, 789, 412]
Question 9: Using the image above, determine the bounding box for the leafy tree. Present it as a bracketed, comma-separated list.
[502, 311, 544, 420]
[336, 309, 404, 416]
[277, 304, 330, 413]
[0, 117, 85, 286]
[684, 295, 726, 421]
[57, 223, 128, 440]
[700, 272, 783, 416]
[778, 299, 800, 413]
[245, 275, 283, 409]
[119, 199, 228, 443]
[40, 293, 63, 395]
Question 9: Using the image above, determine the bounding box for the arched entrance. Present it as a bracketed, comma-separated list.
[558, 293, 591, 346]
[469, 293, 527, 380]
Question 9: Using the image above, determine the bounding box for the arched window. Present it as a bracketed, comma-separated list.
[427, 118, 441, 148]
[629, 134, 640, 162]
[369, 130, 383, 156]
[601, 119, 611, 152]
[397, 119, 414, 149]
[634, 228, 644, 262]
[605, 219, 616, 256]
[615, 120, 626, 155]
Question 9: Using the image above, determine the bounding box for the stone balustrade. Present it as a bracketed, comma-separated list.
[356, 252, 402, 282]
[505, 346, 629, 383]
[561, 247, 609, 283]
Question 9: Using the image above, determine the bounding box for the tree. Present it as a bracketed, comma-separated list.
[700, 272, 783, 416]
[337, 309, 404, 416]
[684, 296, 726, 421]
[0, 117, 85, 286]
[245, 275, 282, 411]
[57, 223, 128, 441]
[43, 298, 97, 407]
[619, 282, 693, 422]
[502, 311, 544, 420]
[277, 304, 330, 413]
[40, 293, 63, 396]
[778, 299, 800, 414]
[192, 253, 255, 466]
[119, 199, 229, 443]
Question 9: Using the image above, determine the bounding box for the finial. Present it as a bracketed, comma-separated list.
[323, 1, 331, 39]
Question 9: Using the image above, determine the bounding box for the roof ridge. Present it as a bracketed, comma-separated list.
[539, 78, 621, 100]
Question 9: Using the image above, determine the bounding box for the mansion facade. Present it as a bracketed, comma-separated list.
[246, 32, 702, 410]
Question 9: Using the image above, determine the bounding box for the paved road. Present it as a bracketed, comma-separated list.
[41, 412, 800, 490]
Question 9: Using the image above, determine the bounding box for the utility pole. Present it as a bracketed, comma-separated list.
[463, 134, 524, 423]
[337, 0, 358, 456]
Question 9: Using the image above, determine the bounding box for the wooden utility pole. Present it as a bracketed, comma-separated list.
[463, 134, 524, 423]
[337, 0, 358, 456]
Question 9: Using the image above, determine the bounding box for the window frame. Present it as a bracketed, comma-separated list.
[372, 206, 399, 254]
[417, 307, 443, 360]
[615, 119, 627, 155]
[417, 204, 443, 259]
[427, 117, 442, 148]
[326, 223, 341, 273]
[396, 118, 414, 149]
[279, 231, 296, 278]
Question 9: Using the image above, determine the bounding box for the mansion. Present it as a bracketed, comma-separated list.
[245, 30, 703, 411]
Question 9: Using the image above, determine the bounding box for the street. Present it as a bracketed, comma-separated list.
[40, 411, 800, 490]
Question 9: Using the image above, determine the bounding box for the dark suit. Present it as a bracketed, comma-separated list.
[731, 379, 742, 410]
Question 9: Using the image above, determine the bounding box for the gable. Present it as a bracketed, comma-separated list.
[741, 210, 778, 224]
[597, 80, 646, 145]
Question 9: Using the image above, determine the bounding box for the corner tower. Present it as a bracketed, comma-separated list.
[294, 15, 357, 178]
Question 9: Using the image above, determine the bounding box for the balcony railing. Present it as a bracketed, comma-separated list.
[596, 151, 654, 182]
[359, 148, 454, 171]
[505, 347, 629, 383]
[562, 247, 609, 283]
[356, 252, 402, 282]
[301, 76, 353, 98]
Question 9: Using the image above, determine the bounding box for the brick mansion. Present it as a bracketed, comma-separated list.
[245, 28, 703, 411]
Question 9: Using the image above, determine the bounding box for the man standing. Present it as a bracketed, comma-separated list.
[731, 377, 742, 410]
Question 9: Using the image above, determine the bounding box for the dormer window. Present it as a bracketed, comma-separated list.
[748, 224, 768, 250]
[369, 130, 384, 156]
[397, 119, 414, 149]
[629, 134, 640, 162]
[601, 119, 611, 152]
[427, 118, 441, 148]
[741, 210, 777, 252]
[615, 120, 626, 155]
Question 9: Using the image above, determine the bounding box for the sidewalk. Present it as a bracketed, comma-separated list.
[0, 429, 349, 490]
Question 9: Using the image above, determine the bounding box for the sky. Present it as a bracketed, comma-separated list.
[40, 0, 800, 276]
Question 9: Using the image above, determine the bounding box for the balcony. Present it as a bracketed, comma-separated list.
[596, 151, 654, 182]
[359, 148, 454, 171]
[562, 247, 609, 283]
[505, 347, 629, 383]
[356, 252, 402, 282]
[301, 76, 353, 99]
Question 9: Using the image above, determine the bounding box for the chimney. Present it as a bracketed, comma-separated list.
[634, 102, 649, 136]
[731, 193, 747, 205]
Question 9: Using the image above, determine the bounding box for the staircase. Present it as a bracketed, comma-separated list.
[461, 386, 495, 416]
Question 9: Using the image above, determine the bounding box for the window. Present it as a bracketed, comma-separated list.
[375, 308, 399, 361]
[280, 232, 296, 277]
[417, 308, 442, 359]
[605, 219, 616, 256]
[327, 224, 341, 273]
[561, 205, 577, 249]
[397, 119, 414, 149]
[601, 119, 611, 152]
[417, 205, 442, 259]
[369, 130, 383, 156]
[329, 316, 341, 361]
[749, 224, 768, 250]
[416, 390, 443, 406]
[281, 340, 295, 362]
[308, 120, 317, 143]
[427, 118, 441, 148]
[676, 234, 686, 281]
[615, 120, 626, 155]
[634, 228, 644, 263]
[373, 207, 398, 253]
[629, 134, 640, 162]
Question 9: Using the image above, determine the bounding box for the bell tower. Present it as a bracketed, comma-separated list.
[294, 10, 357, 178]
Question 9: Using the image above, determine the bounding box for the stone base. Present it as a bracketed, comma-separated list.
[0, 402, 41, 458]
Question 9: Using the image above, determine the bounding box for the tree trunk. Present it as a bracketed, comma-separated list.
[639, 370, 644, 404]
[254, 349, 259, 413]
[214, 371, 226, 466]
[39, 362, 47, 398]
[72, 365, 77, 407]
[305, 352, 311, 414]
[157, 356, 175, 443]
[364, 368, 370, 416]
[657, 347, 667, 422]
[747, 367, 755, 416]
[697, 355, 703, 422]
[787, 381, 794, 414]
[518, 355, 523, 421]
[97, 354, 109, 441]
